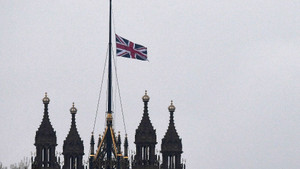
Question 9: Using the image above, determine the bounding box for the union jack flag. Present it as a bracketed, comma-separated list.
[115, 34, 148, 61]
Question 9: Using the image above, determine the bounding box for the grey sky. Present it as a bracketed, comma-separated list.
[0, 0, 299, 168]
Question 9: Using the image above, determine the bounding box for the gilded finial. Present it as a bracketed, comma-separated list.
[168, 100, 176, 112]
[142, 90, 150, 102]
[70, 102, 77, 114]
[42, 92, 50, 104]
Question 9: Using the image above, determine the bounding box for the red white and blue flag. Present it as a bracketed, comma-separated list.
[115, 34, 148, 61]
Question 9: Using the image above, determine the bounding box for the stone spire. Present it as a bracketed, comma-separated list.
[32, 92, 60, 169]
[89, 132, 95, 169]
[163, 101, 181, 144]
[124, 134, 128, 157]
[90, 133, 95, 155]
[122, 134, 129, 169]
[35, 93, 56, 141]
[64, 103, 82, 144]
[132, 91, 159, 169]
[117, 132, 122, 155]
[135, 90, 156, 143]
[161, 101, 183, 169]
[62, 103, 84, 169]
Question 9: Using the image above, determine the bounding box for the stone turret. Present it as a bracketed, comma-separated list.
[161, 101, 183, 169]
[32, 93, 60, 169]
[132, 91, 159, 169]
[62, 103, 84, 169]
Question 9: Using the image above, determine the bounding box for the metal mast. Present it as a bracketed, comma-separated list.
[108, 0, 112, 115]
[92, 1, 124, 169]
[107, 0, 113, 167]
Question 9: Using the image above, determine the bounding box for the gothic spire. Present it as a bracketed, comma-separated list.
[132, 91, 159, 169]
[162, 101, 181, 144]
[124, 134, 128, 157]
[35, 92, 56, 141]
[32, 93, 60, 169]
[135, 90, 156, 143]
[161, 101, 183, 169]
[90, 132, 95, 155]
[63, 103, 84, 150]
[62, 103, 84, 169]
[89, 132, 95, 169]
[117, 132, 122, 155]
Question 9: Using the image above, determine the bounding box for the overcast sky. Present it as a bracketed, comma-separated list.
[0, 0, 299, 168]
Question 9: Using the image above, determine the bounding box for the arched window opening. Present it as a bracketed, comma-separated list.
[41, 148, 45, 162]
[47, 148, 50, 167]
[69, 157, 73, 169]
[75, 157, 78, 169]
[47, 148, 50, 162]
[146, 146, 149, 160]
[142, 147, 144, 160]
[172, 156, 175, 169]
[168, 156, 170, 168]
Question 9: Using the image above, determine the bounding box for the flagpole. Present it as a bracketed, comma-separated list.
[107, 0, 113, 167]
[108, 0, 112, 119]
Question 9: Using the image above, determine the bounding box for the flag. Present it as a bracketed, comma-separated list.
[115, 34, 148, 61]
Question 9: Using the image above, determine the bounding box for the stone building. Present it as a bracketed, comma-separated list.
[32, 92, 185, 169]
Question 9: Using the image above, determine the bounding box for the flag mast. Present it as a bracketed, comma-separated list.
[91, 1, 148, 168]
[107, 0, 113, 167]
[91, 0, 125, 168]
[91, 0, 148, 168]
[108, 0, 112, 115]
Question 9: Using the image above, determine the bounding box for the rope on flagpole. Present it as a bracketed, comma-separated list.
[111, 4, 129, 151]
[92, 44, 109, 133]
[112, 46, 128, 135]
